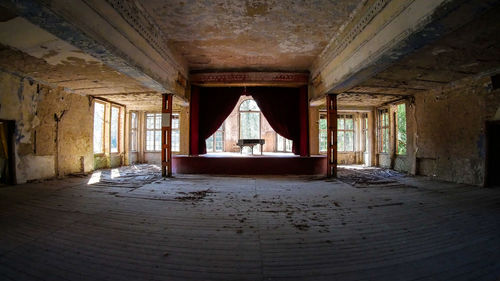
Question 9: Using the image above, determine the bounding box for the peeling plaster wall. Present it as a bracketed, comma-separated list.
[413, 77, 500, 185]
[309, 106, 320, 155]
[0, 70, 93, 183]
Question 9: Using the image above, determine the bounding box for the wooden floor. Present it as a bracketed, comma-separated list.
[1, 165, 499, 280]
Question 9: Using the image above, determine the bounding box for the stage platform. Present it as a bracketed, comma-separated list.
[173, 153, 326, 175]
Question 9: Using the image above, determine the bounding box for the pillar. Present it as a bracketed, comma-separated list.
[327, 94, 337, 177]
[162, 93, 173, 177]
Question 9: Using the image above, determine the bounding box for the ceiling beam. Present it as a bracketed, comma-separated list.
[310, 0, 498, 99]
[0, 0, 188, 98]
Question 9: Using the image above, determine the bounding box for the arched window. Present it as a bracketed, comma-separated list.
[239, 99, 261, 153]
[239, 99, 260, 139]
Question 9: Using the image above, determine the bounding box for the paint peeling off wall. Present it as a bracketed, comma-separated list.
[414, 77, 500, 185]
[0, 70, 93, 183]
[21, 155, 55, 181]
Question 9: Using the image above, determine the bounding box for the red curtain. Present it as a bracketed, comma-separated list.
[196, 87, 242, 154]
[190, 86, 308, 156]
[248, 87, 302, 155]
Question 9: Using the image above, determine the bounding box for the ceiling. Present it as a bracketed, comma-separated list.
[141, 0, 365, 72]
[336, 3, 500, 107]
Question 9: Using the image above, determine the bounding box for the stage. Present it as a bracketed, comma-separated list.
[173, 153, 326, 175]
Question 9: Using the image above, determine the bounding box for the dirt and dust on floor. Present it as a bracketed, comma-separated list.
[337, 165, 415, 189]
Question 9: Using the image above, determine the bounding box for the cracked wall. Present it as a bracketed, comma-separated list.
[0, 70, 93, 183]
[412, 76, 500, 185]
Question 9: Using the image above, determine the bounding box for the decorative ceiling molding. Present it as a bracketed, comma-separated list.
[312, 0, 391, 77]
[190, 72, 309, 87]
[104, 0, 184, 72]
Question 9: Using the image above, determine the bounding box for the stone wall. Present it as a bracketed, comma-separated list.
[0, 70, 93, 183]
[412, 77, 500, 185]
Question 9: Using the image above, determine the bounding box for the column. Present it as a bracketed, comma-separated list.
[162, 93, 173, 177]
[327, 94, 337, 177]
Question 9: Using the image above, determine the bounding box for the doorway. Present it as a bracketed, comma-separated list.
[485, 121, 500, 187]
[0, 120, 15, 185]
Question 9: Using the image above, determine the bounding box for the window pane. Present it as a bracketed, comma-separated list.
[172, 130, 180, 152]
[154, 131, 161, 151]
[155, 114, 161, 129]
[93, 102, 105, 153]
[285, 139, 292, 152]
[146, 114, 155, 129]
[277, 134, 284, 151]
[397, 104, 407, 155]
[240, 99, 260, 111]
[146, 131, 154, 151]
[319, 117, 327, 152]
[319, 117, 327, 130]
[345, 131, 354, 151]
[172, 113, 180, 129]
[131, 112, 137, 129]
[338, 131, 345, 151]
[345, 118, 354, 130]
[110, 107, 119, 153]
[131, 130, 137, 151]
[206, 135, 214, 152]
[338, 118, 344, 130]
[383, 128, 389, 153]
[215, 131, 224, 152]
[240, 112, 260, 139]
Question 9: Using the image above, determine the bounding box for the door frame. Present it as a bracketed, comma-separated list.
[0, 119, 16, 185]
[484, 120, 500, 187]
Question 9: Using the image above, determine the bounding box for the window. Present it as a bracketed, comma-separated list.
[93, 101, 105, 153]
[362, 113, 368, 152]
[276, 134, 292, 152]
[378, 109, 389, 153]
[172, 113, 180, 152]
[239, 99, 261, 153]
[319, 112, 327, 153]
[110, 106, 120, 153]
[146, 113, 162, 151]
[396, 103, 407, 155]
[206, 124, 225, 153]
[130, 112, 137, 152]
[338, 114, 354, 152]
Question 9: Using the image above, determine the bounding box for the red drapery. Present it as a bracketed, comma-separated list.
[248, 87, 302, 154]
[197, 87, 242, 154]
[189, 86, 309, 156]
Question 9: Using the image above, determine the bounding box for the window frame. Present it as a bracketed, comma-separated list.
[378, 108, 390, 154]
[130, 112, 138, 152]
[276, 134, 292, 152]
[238, 99, 261, 140]
[145, 112, 162, 152]
[171, 112, 180, 153]
[337, 114, 355, 152]
[396, 103, 407, 155]
[319, 112, 327, 153]
[110, 105, 121, 153]
[206, 123, 225, 153]
[362, 113, 368, 153]
[93, 100, 106, 155]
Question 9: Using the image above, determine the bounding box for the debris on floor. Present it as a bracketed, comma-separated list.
[175, 189, 214, 202]
[337, 166, 414, 189]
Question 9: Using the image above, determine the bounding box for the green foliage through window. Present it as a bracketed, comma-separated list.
[396, 104, 407, 155]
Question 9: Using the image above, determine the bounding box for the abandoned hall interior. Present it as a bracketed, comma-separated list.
[0, 0, 500, 280]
